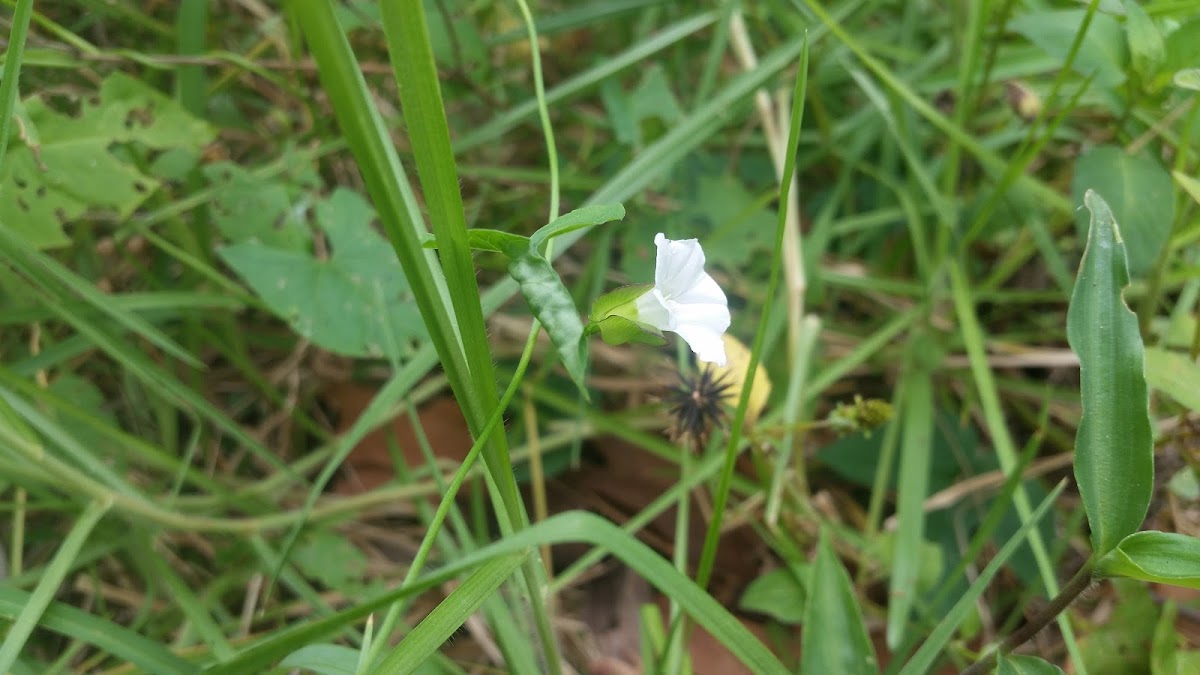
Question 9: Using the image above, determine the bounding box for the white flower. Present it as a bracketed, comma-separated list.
[634, 233, 731, 366]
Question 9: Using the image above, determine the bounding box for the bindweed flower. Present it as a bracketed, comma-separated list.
[633, 233, 731, 366]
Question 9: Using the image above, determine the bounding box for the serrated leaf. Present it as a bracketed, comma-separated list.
[0, 72, 214, 249]
[1067, 190, 1154, 556]
[1072, 145, 1174, 277]
[801, 531, 877, 675]
[1096, 531, 1200, 589]
[997, 654, 1065, 675]
[529, 203, 625, 251]
[507, 252, 589, 397]
[1145, 348, 1200, 411]
[1009, 10, 1128, 87]
[220, 188, 426, 359]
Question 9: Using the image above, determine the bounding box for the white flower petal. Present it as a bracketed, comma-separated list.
[653, 233, 708, 299]
[672, 321, 728, 366]
[668, 272, 726, 308]
[634, 288, 672, 331]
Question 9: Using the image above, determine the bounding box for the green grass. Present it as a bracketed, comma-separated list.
[1, 1, 1199, 673]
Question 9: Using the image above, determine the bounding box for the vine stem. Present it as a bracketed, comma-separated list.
[962, 562, 1095, 675]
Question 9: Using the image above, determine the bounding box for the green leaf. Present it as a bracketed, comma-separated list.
[1164, 18, 1200, 74]
[591, 283, 654, 323]
[1123, 0, 1165, 79]
[899, 482, 1065, 675]
[887, 363, 934, 649]
[1066, 190, 1154, 556]
[1096, 531, 1200, 589]
[1072, 145, 1174, 277]
[596, 315, 667, 347]
[1079, 578, 1160, 672]
[203, 160, 317, 249]
[507, 252, 589, 397]
[1174, 69, 1200, 91]
[739, 565, 807, 624]
[997, 654, 1065, 675]
[0, 585, 198, 675]
[0, 72, 214, 248]
[1145, 347, 1200, 411]
[1152, 600, 1180, 675]
[292, 531, 368, 590]
[529, 203, 626, 252]
[418, 228, 529, 255]
[1009, 10, 1128, 87]
[280, 644, 361, 675]
[220, 188, 427, 360]
[376, 551, 527, 674]
[801, 530, 877, 675]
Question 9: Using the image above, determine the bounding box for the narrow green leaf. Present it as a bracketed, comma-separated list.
[508, 253, 589, 397]
[0, 0, 33, 166]
[997, 653, 1066, 675]
[887, 360, 934, 649]
[376, 552, 527, 674]
[0, 586, 198, 675]
[529, 203, 626, 251]
[1066, 190, 1154, 556]
[898, 482, 1066, 675]
[801, 530, 877, 675]
[1095, 531, 1200, 589]
[0, 500, 110, 673]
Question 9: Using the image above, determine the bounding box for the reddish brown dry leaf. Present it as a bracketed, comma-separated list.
[321, 382, 474, 494]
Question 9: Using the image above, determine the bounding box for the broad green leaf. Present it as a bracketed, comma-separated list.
[529, 203, 625, 251]
[739, 565, 807, 624]
[1079, 579, 1160, 671]
[220, 188, 427, 360]
[1145, 348, 1200, 411]
[1096, 531, 1200, 589]
[997, 654, 1065, 675]
[0, 72, 214, 248]
[376, 551, 527, 673]
[292, 531, 368, 591]
[1066, 190, 1153, 556]
[280, 644, 360, 675]
[203, 160, 317, 249]
[1072, 146, 1174, 277]
[507, 252, 589, 397]
[1009, 10, 1128, 87]
[801, 530, 877, 675]
[1123, 0, 1165, 78]
[1164, 18, 1200, 74]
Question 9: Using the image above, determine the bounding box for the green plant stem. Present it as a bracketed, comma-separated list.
[694, 39, 809, 592]
[0, 0, 33, 165]
[961, 564, 1095, 675]
[365, 325, 543, 667]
